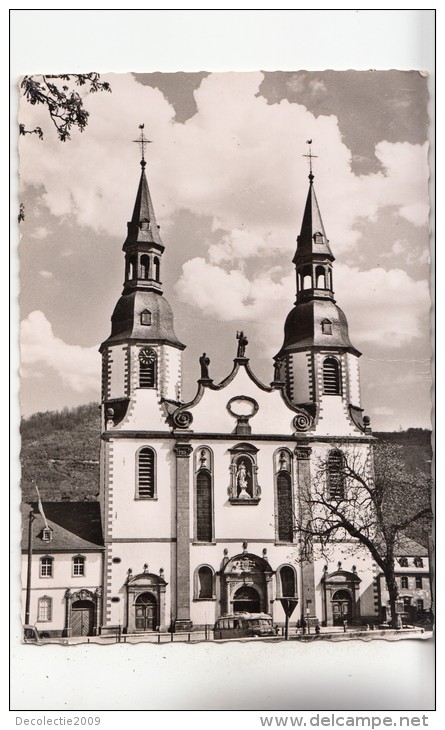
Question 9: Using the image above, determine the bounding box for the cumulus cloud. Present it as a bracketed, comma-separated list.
[20, 311, 99, 392]
[19, 72, 429, 258]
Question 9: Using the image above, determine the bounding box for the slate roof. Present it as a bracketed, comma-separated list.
[21, 502, 104, 552]
[394, 535, 429, 557]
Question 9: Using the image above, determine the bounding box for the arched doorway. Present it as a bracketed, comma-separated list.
[233, 585, 261, 613]
[135, 592, 157, 630]
[71, 600, 95, 637]
[332, 589, 353, 625]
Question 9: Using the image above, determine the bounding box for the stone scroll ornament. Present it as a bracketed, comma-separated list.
[292, 408, 313, 432]
[172, 409, 193, 429]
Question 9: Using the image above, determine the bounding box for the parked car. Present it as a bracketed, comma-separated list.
[214, 613, 277, 640]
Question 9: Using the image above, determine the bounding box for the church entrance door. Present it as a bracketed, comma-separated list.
[71, 600, 94, 636]
[135, 592, 157, 630]
[332, 590, 352, 625]
[233, 586, 261, 614]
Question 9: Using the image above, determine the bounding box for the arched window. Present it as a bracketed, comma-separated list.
[129, 256, 137, 280]
[38, 596, 52, 622]
[323, 357, 341, 395]
[137, 447, 156, 499]
[197, 566, 214, 599]
[153, 257, 160, 282]
[315, 265, 326, 289]
[140, 254, 150, 280]
[327, 450, 345, 499]
[72, 556, 85, 577]
[40, 557, 53, 578]
[280, 566, 297, 597]
[139, 348, 157, 388]
[401, 576, 409, 590]
[196, 470, 213, 542]
[277, 472, 293, 542]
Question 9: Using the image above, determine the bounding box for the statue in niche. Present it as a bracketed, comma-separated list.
[199, 353, 210, 379]
[236, 331, 248, 358]
[236, 459, 251, 499]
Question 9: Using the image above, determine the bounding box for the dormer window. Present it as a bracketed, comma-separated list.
[321, 318, 332, 335]
[399, 557, 409, 567]
[140, 218, 150, 231]
[140, 310, 152, 326]
[42, 528, 52, 542]
[314, 231, 324, 243]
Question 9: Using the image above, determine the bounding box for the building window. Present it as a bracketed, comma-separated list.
[139, 348, 157, 388]
[140, 310, 152, 326]
[196, 470, 213, 542]
[196, 566, 214, 599]
[315, 265, 326, 289]
[399, 557, 409, 567]
[314, 231, 324, 244]
[72, 556, 85, 577]
[38, 596, 52, 622]
[327, 450, 345, 499]
[414, 557, 424, 568]
[401, 576, 408, 590]
[321, 319, 332, 335]
[277, 472, 293, 542]
[40, 557, 53, 578]
[416, 599, 424, 612]
[323, 357, 341, 395]
[137, 447, 156, 499]
[279, 566, 297, 598]
[42, 528, 52, 542]
[140, 254, 150, 279]
[415, 576, 423, 589]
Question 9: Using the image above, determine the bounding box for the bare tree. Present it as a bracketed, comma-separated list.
[298, 443, 432, 627]
[19, 73, 111, 142]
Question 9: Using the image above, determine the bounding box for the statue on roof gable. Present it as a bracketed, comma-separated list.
[236, 330, 248, 358]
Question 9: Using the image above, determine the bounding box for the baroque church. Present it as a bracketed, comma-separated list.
[21, 135, 430, 638]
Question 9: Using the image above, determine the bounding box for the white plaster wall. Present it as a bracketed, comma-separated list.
[188, 366, 296, 435]
[289, 352, 311, 404]
[108, 345, 127, 400]
[21, 552, 102, 630]
[106, 438, 174, 539]
[159, 345, 182, 401]
[104, 542, 173, 627]
[346, 352, 361, 408]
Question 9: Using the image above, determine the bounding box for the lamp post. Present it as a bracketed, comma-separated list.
[25, 509, 35, 625]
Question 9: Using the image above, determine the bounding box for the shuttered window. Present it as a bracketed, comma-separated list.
[323, 357, 341, 394]
[277, 472, 293, 542]
[137, 448, 155, 498]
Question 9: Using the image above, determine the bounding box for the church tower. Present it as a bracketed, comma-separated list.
[100, 127, 185, 428]
[98, 130, 185, 634]
[275, 148, 369, 437]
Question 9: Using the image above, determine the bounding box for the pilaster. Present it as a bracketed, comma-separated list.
[173, 441, 193, 631]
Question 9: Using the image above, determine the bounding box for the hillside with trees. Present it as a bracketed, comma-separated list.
[19, 403, 433, 504]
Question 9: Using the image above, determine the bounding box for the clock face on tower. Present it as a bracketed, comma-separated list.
[139, 347, 156, 365]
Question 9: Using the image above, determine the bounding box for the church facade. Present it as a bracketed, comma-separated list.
[96, 140, 380, 634]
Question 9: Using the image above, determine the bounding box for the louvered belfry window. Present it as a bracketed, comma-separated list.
[323, 357, 341, 394]
[138, 448, 155, 498]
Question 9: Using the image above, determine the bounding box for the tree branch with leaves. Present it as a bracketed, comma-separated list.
[19, 73, 111, 142]
[298, 443, 432, 627]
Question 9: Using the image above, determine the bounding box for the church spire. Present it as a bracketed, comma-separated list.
[292, 144, 334, 304]
[123, 125, 164, 294]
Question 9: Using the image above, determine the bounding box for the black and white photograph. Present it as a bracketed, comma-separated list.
[11, 8, 435, 718]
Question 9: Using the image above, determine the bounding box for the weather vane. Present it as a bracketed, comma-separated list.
[303, 139, 318, 179]
[133, 124, 152, 167]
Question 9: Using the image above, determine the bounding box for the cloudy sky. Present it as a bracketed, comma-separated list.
[18, 70, 431, 430]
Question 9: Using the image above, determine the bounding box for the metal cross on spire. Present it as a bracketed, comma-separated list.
[133, 124, 152, 168]
[303, 139, 318, 181]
